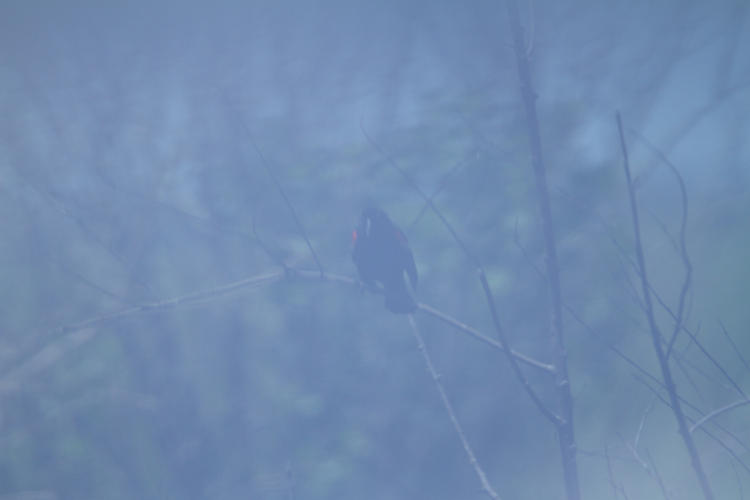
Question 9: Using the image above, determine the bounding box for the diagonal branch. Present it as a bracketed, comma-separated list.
[407, 315, 501, 500]
[479, 270, 561, 424]
[718, 320, 750, 373]
[417, 303, 554, 373]
[407, 152, 475, 232]
[690, 398, 750, 434]
[1, 270, 554, 393]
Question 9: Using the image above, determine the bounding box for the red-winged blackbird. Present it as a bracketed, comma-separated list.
[352, 207, 418, 313]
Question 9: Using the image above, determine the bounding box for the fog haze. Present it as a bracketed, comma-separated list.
[1, 1, 749, 499]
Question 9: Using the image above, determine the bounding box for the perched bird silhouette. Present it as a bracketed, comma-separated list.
[352, 207, 418, 313]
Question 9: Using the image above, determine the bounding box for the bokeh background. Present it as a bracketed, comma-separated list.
[1, 1, 749, 499]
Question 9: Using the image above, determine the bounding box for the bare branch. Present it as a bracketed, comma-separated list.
[690, 398, 750, 434]
[407, 315, 501, 500]
[718, 320, 750, 373]
[731, 460, 746, 500]
[633, 399, 655, 455]
[617, 112, 714, 499]
[248, 139, 325, 276]
[506, 1, 579, 496]
[676, 324, 747, 399]
[604, 444, 627, 500]
[633, 373, 750, 475]
[407, 152, 475, 232]
[649, 284, 746, 400]
[1, 269, 554, 394]
[569, 297, 750, 467]
[479, 270, 561, 424]
[417, 303, 555, 374]
[645, 448, 672, 500]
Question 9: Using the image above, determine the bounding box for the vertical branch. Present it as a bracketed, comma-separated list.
[505, 1, 580, 498]
[616, 113, 714, 500]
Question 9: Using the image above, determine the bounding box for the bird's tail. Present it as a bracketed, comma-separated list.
[384, 285, 417, 314]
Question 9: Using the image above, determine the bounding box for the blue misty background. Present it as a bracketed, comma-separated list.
[1, 1, 749, 499]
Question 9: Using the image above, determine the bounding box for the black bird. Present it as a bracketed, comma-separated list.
[352, 207, 418, 313]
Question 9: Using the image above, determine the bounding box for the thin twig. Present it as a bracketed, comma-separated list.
[633, 399, 655, 455]
[672, 350, 709, 406]
[718, 320, 750, 373]
[569, 304, 750, 462]
[633, 373, 750, 475]
[407, 315, 501, 500]
[523, 0, 536, 58]
[604, 444, 622, 500]
[248, 139, 325, 276]
[677, 324, 747, 399]
[0, 327, 98, 394]
[650, 287, 746, 398]
[618, 431, 649, 471]
[690, 398, 750, 434]
[645, 448, 671, 500]
[513, 218, 544, 279]
[407, 152, 475, 232]
[252, 214, 288, 270]
[731, 460, 745, 500]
